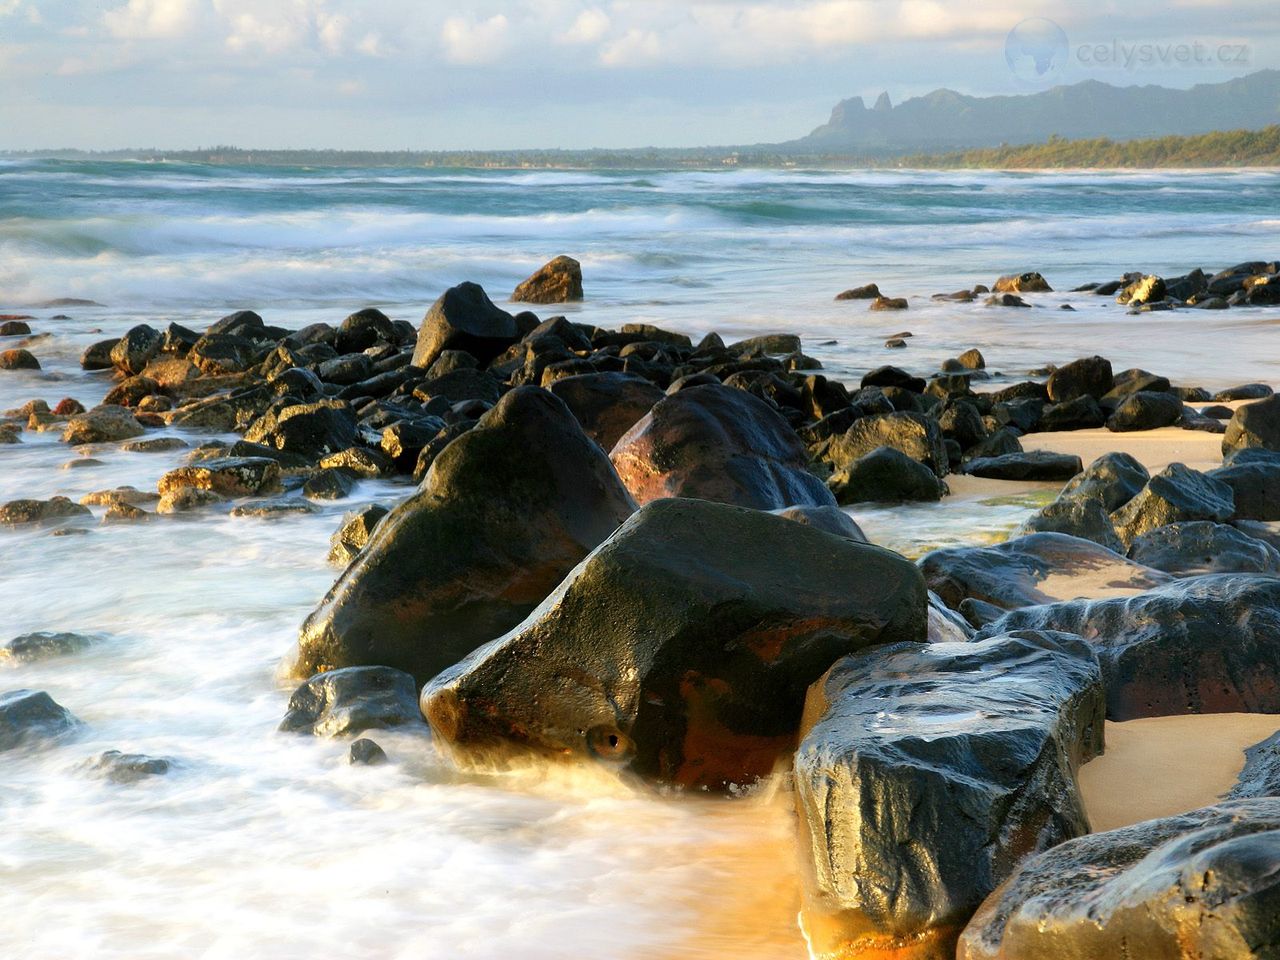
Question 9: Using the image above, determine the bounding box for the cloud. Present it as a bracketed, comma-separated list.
[103, 0, 204, 40]
[560, 8, 609, 44]
[440, 13, 510, 64]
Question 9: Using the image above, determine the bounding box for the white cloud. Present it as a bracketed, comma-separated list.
[561, 8, 609, 44]
[103, 0, 204, 40]
[440, 13, 510, 64]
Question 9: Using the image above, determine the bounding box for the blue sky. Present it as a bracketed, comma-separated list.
[0, 0, 1272, 149]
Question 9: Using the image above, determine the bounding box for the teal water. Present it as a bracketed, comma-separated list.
[0, 161, 1278, 960]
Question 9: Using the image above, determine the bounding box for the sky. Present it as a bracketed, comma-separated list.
[0, 0, 1273, 150]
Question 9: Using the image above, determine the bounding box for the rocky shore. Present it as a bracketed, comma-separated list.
[4, 255, 1280, 959]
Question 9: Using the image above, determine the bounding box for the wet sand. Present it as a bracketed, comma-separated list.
[1021, 424, 1224, 474]
[1079, 714, 1280, 832]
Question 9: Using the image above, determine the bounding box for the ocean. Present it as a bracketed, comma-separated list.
[1, 159, 1277, 959]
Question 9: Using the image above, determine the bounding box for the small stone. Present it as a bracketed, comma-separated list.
[348, 739, 388, 765]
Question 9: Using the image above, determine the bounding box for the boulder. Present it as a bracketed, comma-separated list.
[548, 372, 664, 451]
[279, 666, 425, 737]
[1211, 458, 1280, 521]
[0, 690, 80, 751]
[796, 630, 1102, 960]
[410, 282, 518, 371]
[1110, 462, 1235, 547]
[302, 467, 357, 501]
[61, 405, 145, 444]
[1105, 390, 1184, 431]
[349, 738, 388, 765]
[86, 750, 171, 784]
[156, 487, 226, 514]
[609, 383, 834, 510]
[511, 256, 584, 304]
[1223, 394, 1280, 456]
[1216, 383, 1274, 402]
[958, 799, 1280, 960]
[0, 497, 92, 526]
[976, 574, 1280, 719]
[826, 411, 949, 478]
[828, 445, 947, 504]
[109, 324, 161, 376]
[870, 296, 908, 311]
[243, 399, 357, 461]
[80, 339, 118, 370]
[772, 505, 868, 542]
[994, 272, 1052, 293]
[328, 504, 390, 566]
[157, 457, 282, 498]
[1018, 497, 1124, 554]
[1116, 274, 1166, 305]
[1058, 451, 1149, 512]
[921, 532, 1169, 612]
[1046, 356, 1113, 403]
[335, 308, 396, 354]
[0, 348, 40, 370]
[422, 498, 928, 790]
[1, 631, 98, 664]
[962, 450, 1083, 482]
[291, 387, 636, 683]
[1038, 395, 1106, 431]
[1229, 731, 1280, 799]
[189, 334, 257, 375]
[1127, 521, 1280, 576]
[835, 283, 881, 300]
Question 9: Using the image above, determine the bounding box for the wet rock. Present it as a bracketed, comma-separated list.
[413, 368, 501, 405]
[610, 383, 834, 510]
[317, 352, 374, 386]
[956, 348, 986, 370]
[965, 427, 1023, 461]
[0, 348, 40, 370]
[861, 366, 925, 393]
[828, 445, 948, 504]
[86, 750, 171, 783]
[1223, 394, 1280, 456]
[547, 372, 665, 451]
[229, 498, 319, 519]
[121, 436, 188, 453]
[189, 333, 257, 375]
[292, 387, 636, 682]
[279, 666, 425, 738]
[156, 487, 226, 514]
[1058, 451, 1149, 512]
[1111, 462, 1235, 547]
[80, 339, 118, 370]
[958, 799, 1280, 960]
[994, 271, 1052, 293]
[1228, 731, 1280, 799]
[1, 631, 99, 664]
[884, 338, 907, 348]
[835, 283, 881, 300]
[962, 450, 1082, 481]
[158, 457, 282, 498]
[984, 293, 1031, 307]
[1019, 497, 1124, 553]
[318, 447, 393, 479]
[937, 399, 987, 450]
[1128, 521, 1280, 576]
[349, 738, 388, 765]
[1046, 356, 1113, 403]
[302, 467, 357, 501]
[0, 497, 92, 526]
[1038, 395, 1105, 431]
[870, 296, 908, 311]
[1215, 383, 1274, 402]
[1116, 273, 1166, 305]
[102, 502, 150, 524]
[772, 505, 868, 542]
[827, 411, 948, 479]
[921, 532, 1169, 612]
[80, 486, 159, 508]
[422, 498, 928, 790]
[512, 255, 583, 304]
[410, 282, 518, 371]
[61, 405, 145, 444]
[335, 308, 396, 354]
[206, 309, 265, 338]
[728, 334, 802, 357]
[796, 630, 1101, 960]
[0, 690, 80, 751]
[243, 399, 358, 460]
[0, 320, 32, 336]
[1105, 390, 1184, 432]
[109, 324, 161, 376]
[1211, 457, 1280, 521]
[327, 504, 389, 566]
[977, 574, 1280, 719]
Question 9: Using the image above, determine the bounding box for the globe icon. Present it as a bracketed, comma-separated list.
[1004, 18, 1069, 86]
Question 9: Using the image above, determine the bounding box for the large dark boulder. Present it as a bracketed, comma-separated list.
[1018, 497, 1123, 553]
[1128, 521, 1280, 576]
[962, 450, 1082, 481]
[1110, 462, 1235, 547]
[826, 411, 948, 478]
[977, 574, 1280, 719]
[609, 383, 834, 510]
[279, 667, 425, 737]
[243, 399, 358, 461]
[796, 630, 1103, 960]
[422, 498, 928, 790]
[1046, 356, 1113, 403]
[410, 282, 518, 371]
[0, 690, 80, 751]
[827, 445, 947, 503]
[958, 799, 1280, 960]
[1211, 458, 1280, 521]
[1105, 390, 1184, 432]
[511, 256, 583, 304]
[547, 372, 664, 451]
[291, 387, 635, 683]
[1, 631, 99, 664]
[335, 308, 395, 354]
[921, 532, 1169, 612]
[1038, 395, 1106, 431]
[1058, 451, 1149, 512]
[1223, 394, 1280, 456]
[109, 324, 161, 376]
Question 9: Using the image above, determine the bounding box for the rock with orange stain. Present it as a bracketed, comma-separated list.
[608, 383, 836, 510]
[795, 631, 1104, 960]
[290, 386, 636, 683]
[958, 799, 1280, 960]
[977, 573, 1280, 720]
[421, 497, 927, 790]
